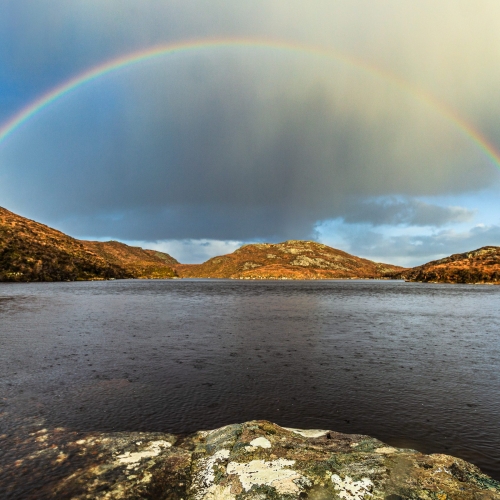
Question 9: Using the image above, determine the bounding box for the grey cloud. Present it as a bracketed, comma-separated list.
[0, 53, 494, 242]
[1, 1, 500, 243]
[4, 1, 500, 109]
[342, 198, 475, 227]
[340, 224, 500, 267]
[118, 238, 243, 264]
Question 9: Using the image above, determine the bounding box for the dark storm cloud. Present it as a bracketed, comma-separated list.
[1, 53, 494, 242]
[1, 0, 500, 244]
[342, 198, 475, 227]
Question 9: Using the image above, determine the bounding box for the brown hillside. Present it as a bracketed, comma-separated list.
[388, 246, 500, 284]
[83, 240, 179, 279]
[175, 240, 404, 279]
[0, 207, 177, 282]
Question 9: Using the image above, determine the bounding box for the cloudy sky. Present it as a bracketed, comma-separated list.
[1, 0, 499, 265]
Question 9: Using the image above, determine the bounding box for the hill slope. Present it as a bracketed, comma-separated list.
[82, 240, 179, 279]
[0, 207, 177, 282]
[389, 246, 500, 284]
[175, 240, 403, 279]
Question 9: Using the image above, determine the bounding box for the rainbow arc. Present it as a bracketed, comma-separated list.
[0, 37, 499, 170]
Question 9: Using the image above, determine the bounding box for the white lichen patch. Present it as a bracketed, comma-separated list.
[331, 474, 373, 499]
[227, 459, 306, 494]
[284, 427, 329, 438]
[433, 467, 452, 476]
[374, 447, 397, 454]
[115, 440, 171, 469]
[200, 484, 235, 500]
[249, 437, 271, 449]
[192, 449, 231, 497]
[141, 471, 153, 483]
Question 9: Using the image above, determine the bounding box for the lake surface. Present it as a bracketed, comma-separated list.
[1, 279, 500, 493]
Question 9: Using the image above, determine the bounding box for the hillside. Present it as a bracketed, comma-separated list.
[83, 240, 179, 279]
[389, 246, 500, 284]
[3, 206, 498, 283]
[0, 207, 177, 282]
[175, 240, 403, 279]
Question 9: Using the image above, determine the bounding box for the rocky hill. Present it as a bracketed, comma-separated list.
[389, 246, 500, 284]
[175, 240, 403, 279]
[7, 205, 498, 284]
[0, 207, 177, 282]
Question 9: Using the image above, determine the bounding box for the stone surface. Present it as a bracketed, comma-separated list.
[3, 420, 500, 499]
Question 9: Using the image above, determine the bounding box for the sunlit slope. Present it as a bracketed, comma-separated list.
[388, 246, 500, 284]
[0, 207, 177, 281]
[175, 240, 403, 279]
[83, 240, 178, 279]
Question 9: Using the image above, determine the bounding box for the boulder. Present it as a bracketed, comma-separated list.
[5, 421, 500, 499]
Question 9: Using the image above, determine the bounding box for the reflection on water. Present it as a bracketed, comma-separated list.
[1, 279, 499, 486]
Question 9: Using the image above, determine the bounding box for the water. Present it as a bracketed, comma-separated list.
[1, 279, 500, 490]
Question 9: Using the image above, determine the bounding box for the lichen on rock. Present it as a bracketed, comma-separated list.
[5, 421, 500, 499]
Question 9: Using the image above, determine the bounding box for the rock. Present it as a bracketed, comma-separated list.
[4, 421, 500, 499]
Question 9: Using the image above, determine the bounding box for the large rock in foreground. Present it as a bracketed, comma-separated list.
[7, 421, 499, 499]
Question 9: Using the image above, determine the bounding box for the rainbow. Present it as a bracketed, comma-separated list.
[1, 37, 499, 170]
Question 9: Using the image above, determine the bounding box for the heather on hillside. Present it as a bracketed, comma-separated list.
[388, 246, 500, 284]
[175, 240, 403, 279]
[0, 207, 177, 282]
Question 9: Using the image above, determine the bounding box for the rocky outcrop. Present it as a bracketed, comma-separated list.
[0, 206, 177, 281]
[5, 421, 499, 499]
[389, 246, 500, 284]
[175, 241, 404, 280]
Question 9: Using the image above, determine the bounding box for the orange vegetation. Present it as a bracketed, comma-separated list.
[4, 205, 498, 284]
[389, 246, 500, 284]
[175, 240, 404, 280]
[0, 206, 177, 282]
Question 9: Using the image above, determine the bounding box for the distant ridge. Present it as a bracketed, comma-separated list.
[0, 206, 178, 282]
[174, 240, 404, 279]
[3, 206, 498, 284]
[388, 246, 500, 284]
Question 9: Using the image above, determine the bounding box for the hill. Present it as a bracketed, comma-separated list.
[175, 240, 403, 279]
[388, 246, 500, 284]
[0, 207, 178, 282]
[82, 240, 179, 279]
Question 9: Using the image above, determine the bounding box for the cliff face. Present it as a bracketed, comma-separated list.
[5, 420, 499, 499]
[175, 240, 404, 279]
[389, 246, 500, 284]
[0, 207, 177, 282]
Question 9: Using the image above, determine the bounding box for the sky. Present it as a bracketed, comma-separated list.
[0, 1, 500, 265]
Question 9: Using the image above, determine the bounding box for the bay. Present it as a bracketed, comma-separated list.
[1, 279, 499, 485]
